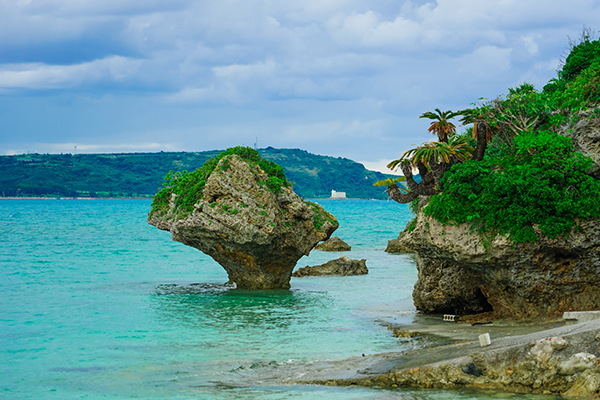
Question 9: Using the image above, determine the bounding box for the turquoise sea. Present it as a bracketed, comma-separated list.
[2, 199, 553, 399]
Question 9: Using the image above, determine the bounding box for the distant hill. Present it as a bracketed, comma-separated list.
[0, 148, 394, 199]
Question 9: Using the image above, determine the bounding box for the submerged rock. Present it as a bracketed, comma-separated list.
[315, 236, 351, 251]
[394, 212, 600, 319]
[148, 151, 338, 289]
[292, 256, 368, 277]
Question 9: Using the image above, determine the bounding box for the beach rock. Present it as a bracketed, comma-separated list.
[148, 154, 338, 289]
[315, 236, 351, 251]
[307, 318, 600, 397]
[394, 213, 600, 319]
[385, 238, 414, 253]
[292, 256, 368, 277]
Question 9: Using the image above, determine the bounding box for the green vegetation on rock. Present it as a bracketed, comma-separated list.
[150, 146, 290, 218]
[424, 131, 600, 242]
[305, 200, 337, 232]
[386, 29, 600, 243]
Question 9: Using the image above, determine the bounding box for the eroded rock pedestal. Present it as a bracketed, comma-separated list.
[395, 213, 600, 319]
[148, 155, 338, 289]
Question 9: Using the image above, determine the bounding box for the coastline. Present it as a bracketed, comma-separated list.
[291, 316, 600, 397]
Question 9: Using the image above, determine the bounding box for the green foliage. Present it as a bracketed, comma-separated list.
[419, 108, 461, 142]
[389, 136, 474, 170]
[0, 148, 394, 200]
[259, 147, 394, 199]
[406, 217, 417, 233]
[548, 58, 600, 112]
[373, 176, 406, 187]
[408, 198, 420, 215]
[423, 131, 600, 243]
[543, 32, 600, 111]
[560, 37, 600, 82]
[150, 146, 292, 219]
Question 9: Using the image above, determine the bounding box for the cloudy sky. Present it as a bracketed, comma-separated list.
[1, 0, 598, 173]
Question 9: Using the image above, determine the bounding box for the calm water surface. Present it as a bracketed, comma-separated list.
[1, 200, 556, 399]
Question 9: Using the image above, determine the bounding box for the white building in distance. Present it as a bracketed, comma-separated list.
[331, 190, 346, 199]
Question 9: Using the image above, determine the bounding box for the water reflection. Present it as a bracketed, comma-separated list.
[150, 282, 338, 362]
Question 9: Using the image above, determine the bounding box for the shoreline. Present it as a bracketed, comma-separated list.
[290, 315, 600, 397]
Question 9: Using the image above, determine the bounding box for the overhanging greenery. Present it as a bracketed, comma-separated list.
[424, 131, 600, 243]
[387, 29, 600, 243]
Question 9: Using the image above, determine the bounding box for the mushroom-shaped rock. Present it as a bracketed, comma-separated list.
[148, 148, 338, 289]
[315, 236, 351, 251]
[292, 256, 368, 277]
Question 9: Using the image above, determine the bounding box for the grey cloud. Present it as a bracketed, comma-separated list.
[1, 0, 599, 163]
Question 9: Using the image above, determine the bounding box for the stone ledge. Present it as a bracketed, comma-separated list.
[563, 311, 600, 324]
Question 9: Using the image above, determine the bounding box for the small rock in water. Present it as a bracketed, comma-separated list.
[292, 256, 368, 277]
[315, 236, 351, 251]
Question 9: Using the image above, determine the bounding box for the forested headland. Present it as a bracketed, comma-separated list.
[0, 147, 393, 199]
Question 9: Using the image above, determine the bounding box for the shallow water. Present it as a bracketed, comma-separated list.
[1, 199, 555, 399]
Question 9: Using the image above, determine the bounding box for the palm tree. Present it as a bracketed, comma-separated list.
[382, 136, 474, 200]
[419, 108, 461, 142]
[387, 136, 473, 170]
[458, 108, 495, 161]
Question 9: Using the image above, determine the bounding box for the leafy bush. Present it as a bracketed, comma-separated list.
[395, 32, 600, 244]
[150, 146, 291, 219]
[560, 38, 600, 82]
[423, 131, 600, 243]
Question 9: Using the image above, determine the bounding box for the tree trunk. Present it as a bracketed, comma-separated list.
[471, 121, 488, 161]
[387, 183, 419, 204]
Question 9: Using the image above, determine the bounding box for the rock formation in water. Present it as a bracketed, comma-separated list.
[393, 212, 600, 319]
[315, 236, 351, 251]
[148, 152, 338, 289]
[292, 256, 368, 277]
[386, 106, 600, 320]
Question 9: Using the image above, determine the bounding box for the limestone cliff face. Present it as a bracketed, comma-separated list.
[148, 155, 338, 289]
[396, 213, 600, 319]
[555, 109, 600, 179]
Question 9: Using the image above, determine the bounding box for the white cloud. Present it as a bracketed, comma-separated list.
[1, 0, 600, 160]
[521, 35, 539, 55]
[0, 56, 141, 90]
[455, 45, 513, 80]
[280, 119, 384, 144]
[330, 11, 421, 48]
[358, 159, 403, 175]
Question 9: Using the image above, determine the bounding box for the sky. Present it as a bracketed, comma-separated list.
[1, 0, 599, 173]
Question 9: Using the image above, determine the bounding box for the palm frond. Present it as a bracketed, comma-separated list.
[373, 176, 407, 187]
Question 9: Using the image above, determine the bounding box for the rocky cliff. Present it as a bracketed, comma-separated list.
[555, 109, 600, 179]
[148, 153, 338, 289]
[394, 212, 600, 319]
[388, 107, 600, 320]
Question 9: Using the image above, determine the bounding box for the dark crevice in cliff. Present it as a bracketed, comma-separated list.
[472, 288, 494, 314]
